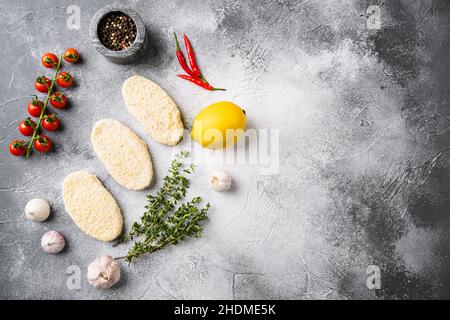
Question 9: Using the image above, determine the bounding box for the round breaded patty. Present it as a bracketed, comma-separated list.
[91, 119, 153, 190]
[62, 171, 123, 242]
[122, 75, 184, 145]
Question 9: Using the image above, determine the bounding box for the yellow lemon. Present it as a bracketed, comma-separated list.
[191, 101, 246, 149]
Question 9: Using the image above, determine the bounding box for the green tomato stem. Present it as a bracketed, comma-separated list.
[26, 54, 62, 157]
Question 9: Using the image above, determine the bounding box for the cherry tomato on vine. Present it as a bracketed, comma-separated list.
[63, 48, 79, 63]
[9, 140, 27, 156]
[56, 72, 73, 88]
[49, 92, 67, 109]
[41, 52, 58, 68]
[33, 135, 52, 153]
[42, 114, 60, 132]
[18, 118, 37, 136]
[35, 76, 52, 93]
[28, 97, 44, 117]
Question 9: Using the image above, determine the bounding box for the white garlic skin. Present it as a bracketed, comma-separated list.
[210, 170, 232, 192]
[87, 255, 121, 289]
[25, 198, 50, 222]
[41, 230, 65, 254]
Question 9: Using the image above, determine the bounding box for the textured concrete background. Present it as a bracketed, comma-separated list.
[1, 0, 449, 299]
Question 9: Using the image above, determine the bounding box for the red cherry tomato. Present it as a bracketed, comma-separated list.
[33, 135, 52, 153]
[49, 92, 67, 109]
[42, 114, 60, 132]
[9, 139, 27, 156]
[27, 97, 44, 117]
[35, 76, 52, 93]
[18, 118, 37, 136]
[41, 53, 58, 68]
[63, 48, 79, 63]
[56, 72, 73, 88]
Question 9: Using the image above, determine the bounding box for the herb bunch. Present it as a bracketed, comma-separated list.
[116, 151, 210, 263]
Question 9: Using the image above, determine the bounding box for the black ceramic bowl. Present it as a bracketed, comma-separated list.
[89, 5, 145, 64]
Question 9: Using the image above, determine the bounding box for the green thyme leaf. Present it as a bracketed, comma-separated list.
[116, 151, 210, 263]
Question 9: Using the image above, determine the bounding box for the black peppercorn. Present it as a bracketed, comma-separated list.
[98, 12, 137, 51]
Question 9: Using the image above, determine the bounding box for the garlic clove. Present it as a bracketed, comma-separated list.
[25, 198, 50, 222]
[87, 255, 121, 289]
[210, 170, 232, 192]
[41, 230, 65, 254]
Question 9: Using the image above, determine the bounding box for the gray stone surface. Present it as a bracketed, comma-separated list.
[0, 0, 449, 300]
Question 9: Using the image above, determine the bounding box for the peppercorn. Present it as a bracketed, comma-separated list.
[98, 12, 137, 51]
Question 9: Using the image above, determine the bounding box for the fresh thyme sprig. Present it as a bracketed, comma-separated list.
[115, 151, 210, 263]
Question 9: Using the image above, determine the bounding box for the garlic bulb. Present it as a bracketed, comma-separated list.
[41, 230, 65, 253]
[210, 170, 232, 192]
[87, 256, 121, 289]
[25, 198, 50, 222]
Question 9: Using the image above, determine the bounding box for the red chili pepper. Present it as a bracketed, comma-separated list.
[183, 34, 202, 79]
[174, 32, 197, 78]
[177, 74, 225, 91]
